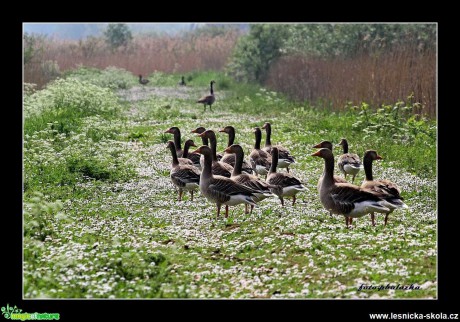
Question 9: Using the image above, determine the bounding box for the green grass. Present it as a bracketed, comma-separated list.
[23, 71, 436, 299]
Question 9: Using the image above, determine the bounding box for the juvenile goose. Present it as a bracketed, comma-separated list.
[191, 127, 223, 161]
[262, 122, 296, 173]
[361, 150, 408, 226]
[266, 147, 306, 206]
[225, 144, 274, 214]
[219, 126, 253, 174]
[167, 141, 200, 201]
[192, 145, 261, 218]
[182, 139, 201, 168]
[139, 74, 149, 85]
[312, 141, 348, 217]
[337, 138, 363, 183]
[311, 148, 391, 227]
[198, 130, 234, 178]
[164, 127, 184, 157]
[249, 127, 272, 177]
[197, 80, 216, 112]
[178, 76, 186, 86]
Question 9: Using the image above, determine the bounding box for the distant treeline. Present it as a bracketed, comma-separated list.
[23, 23, 436, 117]
[227, 24, 436, 117]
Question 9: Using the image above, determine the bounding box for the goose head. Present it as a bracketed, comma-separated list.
[312, 141, 333, 151]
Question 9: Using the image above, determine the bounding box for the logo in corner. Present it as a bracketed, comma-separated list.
[1, 304, 59, 321]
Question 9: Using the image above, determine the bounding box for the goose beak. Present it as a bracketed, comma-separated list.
[190, 148, 201, 155]
[312, 143, 322, 148]
[311, 150, 322, 157]
[190, 129, 197, 133]
[164, 129, 172, 134]
[376, 155, 383, 160]
[198, 132, 205, 137]
[224, 147, 232, 153]
[190, 142, 197, 147]
[218, 128, 226, 133]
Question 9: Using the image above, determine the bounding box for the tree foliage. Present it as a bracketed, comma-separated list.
[104, 23, 133, 49]
[227, 24, 436, 82]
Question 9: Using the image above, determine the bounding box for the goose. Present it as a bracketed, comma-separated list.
[182, 139, 201, 168]
[219, 126, 253, 174]
[164, 127, 184, 157]
[198, 130, 234, 178]
[167, 141, 200, 201]
[139, 74, 149, 85]
[191, 127, 223, 161]
[249, 127, 272, 177]
[361, 150, 408, 226]
[197, 80, 216, 112]
[262, 122, 296, 173]
[337, 138, 363, 183]
[312, 141, 348, 190]
[224, 144, 274, 214]
[266, 147, 306, 206]
[311, 148, 391, 227]
[191, 145, 261, 218]
[166, 141, 193, 166]
[312, 141, 348, 217]
[178, 76, 186, 86]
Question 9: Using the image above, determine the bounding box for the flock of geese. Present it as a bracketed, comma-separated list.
[164, 122, 408, 228]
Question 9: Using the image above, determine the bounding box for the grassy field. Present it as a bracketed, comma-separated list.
[23, 69, 437, 299]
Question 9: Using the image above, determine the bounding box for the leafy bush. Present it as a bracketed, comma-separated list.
[24, 78, 121, 118]
[349, 94, 435, 143]
[24, 191, 66, 241]
[65, 66, 135, 90]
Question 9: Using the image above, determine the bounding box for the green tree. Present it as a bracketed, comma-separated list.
[104, 23, 133, 50]
[227, 24, 290, 82]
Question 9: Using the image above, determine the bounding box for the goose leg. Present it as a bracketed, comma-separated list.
[216, 205, 221, 219]
[345, 216, 349, 227]
[384, 214, 389, 226]
[350, 217, 353, 225]
[250, 205, 254, 214]
[279, 197, 284, 206]
[287, 167, 290, 173]
[209, 104, 213, 112]
[292, 195, 296, 206]
[203, 104, 206, 112]
[245, 204, 249, 214]
[225, 205, 229, 218]
[190, 190, 194, 201]
[371, 213, 375, 226]
[178, 189, 183, 201]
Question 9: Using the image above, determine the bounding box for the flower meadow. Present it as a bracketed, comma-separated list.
[23, 72, 436, 299]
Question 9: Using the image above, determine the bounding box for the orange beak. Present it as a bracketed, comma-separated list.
[218, 128, 226, 133]
[376, 155, 383, 160]
[311, 150, 322, 157]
